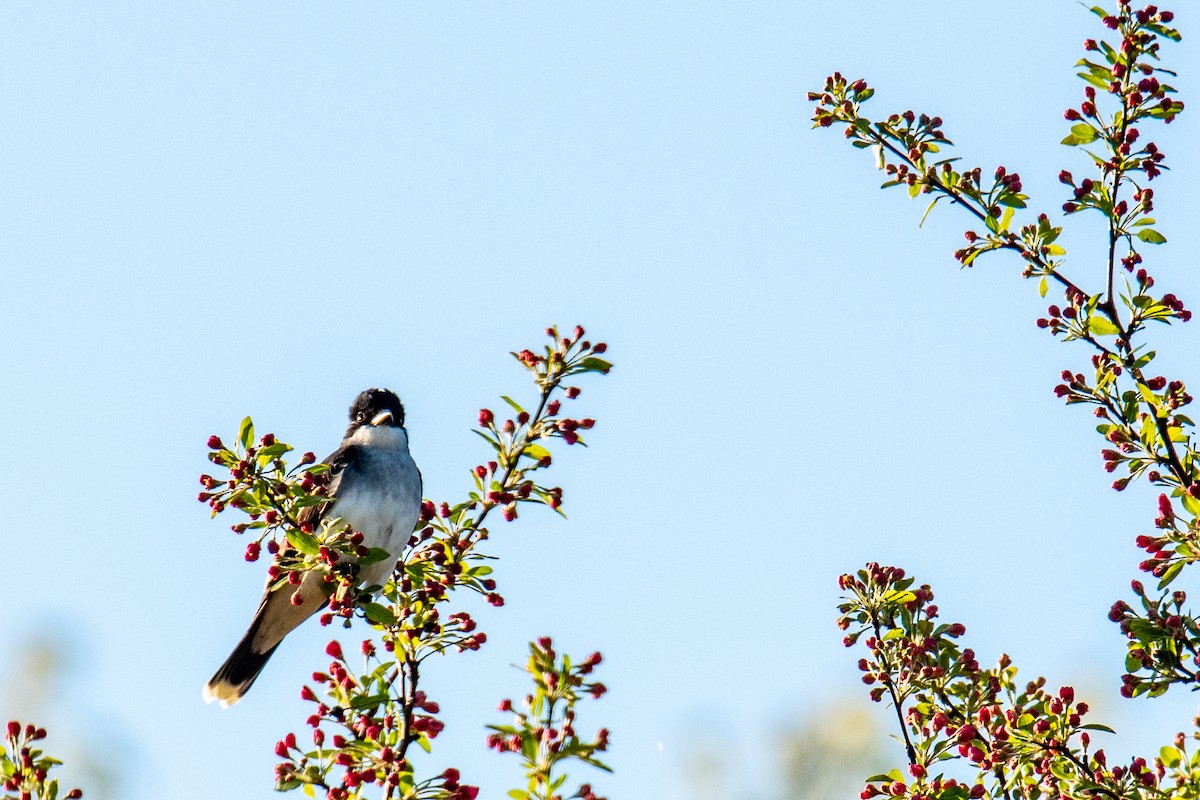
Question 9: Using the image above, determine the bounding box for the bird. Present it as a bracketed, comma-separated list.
[204, 388, 422, 708]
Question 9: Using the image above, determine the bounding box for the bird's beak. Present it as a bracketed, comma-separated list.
[370, 410, 395, 427]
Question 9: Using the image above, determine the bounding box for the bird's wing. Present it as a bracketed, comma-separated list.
[295, 444, 359, 531]
[204, 444, 370, 708]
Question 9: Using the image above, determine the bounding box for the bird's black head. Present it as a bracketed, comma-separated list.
[347, 388, 406, 433]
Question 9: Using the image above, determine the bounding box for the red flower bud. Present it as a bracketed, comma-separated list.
[1158, 494, 1174, 523]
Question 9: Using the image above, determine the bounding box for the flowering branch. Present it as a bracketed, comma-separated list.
[840, 565, 1170, 800]
[2, 721, 83, 800]
[810, 2, 1200, 798]
[487, 638, 611, 800]
[201, 326, 613, 800]
[812, 0, 1200, 697]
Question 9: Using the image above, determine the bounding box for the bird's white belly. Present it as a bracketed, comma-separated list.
[330, 465, 421, 589]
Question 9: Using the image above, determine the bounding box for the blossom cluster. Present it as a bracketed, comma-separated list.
[487, 638, 611, 800]
[2, 721, 83, 800]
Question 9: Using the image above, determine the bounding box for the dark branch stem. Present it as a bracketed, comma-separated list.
[396, 656, 420, 761]
[869, 613, 918, 764]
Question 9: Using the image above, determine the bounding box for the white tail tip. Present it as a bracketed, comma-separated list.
[203, 681, 241, 709]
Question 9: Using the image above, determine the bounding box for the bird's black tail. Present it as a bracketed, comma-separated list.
[203, 603, 281, 708]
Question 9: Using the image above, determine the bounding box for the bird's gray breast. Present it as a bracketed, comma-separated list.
[330, 445, 421, 588]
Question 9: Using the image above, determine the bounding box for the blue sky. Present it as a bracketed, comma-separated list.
[2, 2, 1198, 799]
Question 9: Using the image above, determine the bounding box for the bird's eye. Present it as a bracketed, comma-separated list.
[356, 411, 366, 421]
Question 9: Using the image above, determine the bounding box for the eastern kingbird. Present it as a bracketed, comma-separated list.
[203, 388, 422, 708]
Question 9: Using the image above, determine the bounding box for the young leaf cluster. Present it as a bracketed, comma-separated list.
[487, 639, 611, 800]
[2, 721, 82, 800]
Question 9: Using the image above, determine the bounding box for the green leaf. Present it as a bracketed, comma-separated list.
[500, 395, 526, 415]
[1077, 71, 1111, 89]
[359, 547, 391, 565]
[1161, 746, 1183, 769]
[1137, 229, 1167, 244]
[577, 357, 613, 374]
[257, 442, 293, 462]
[1039, 277, 1048, 297]
[349, 693, 391, 710]
[1181, 493, 1200, 517]
[1061, 123, 1100, 146]
[1047, 244, 1066, 256]
[287, 529, 321, 556]
[361, 602, 396, 625]
[918, 197, 940, 228]
[997, 193, 1027, 209]
[472, 429, 502, 451]
[1088, 316, 1121, 336]
[522, 443, 552, 461]
[238, 416, 255, 451]
[1079, 723, 1116, 734]
[1133, 217, 1157, 227]
[1071, 123, 1097, 141]
[1175, 563, 1200, 594]
[508, 792, 531, 800]
[999, 206, 1015, 232]
[1127, 619, 1164, 642]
